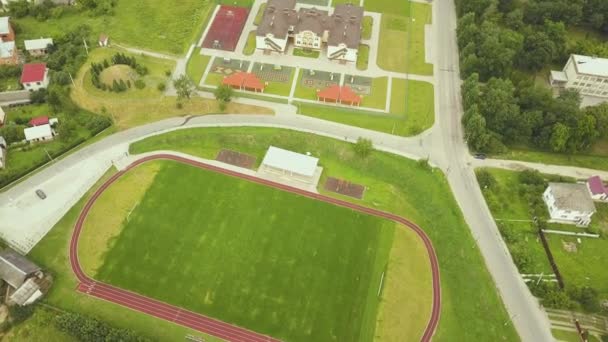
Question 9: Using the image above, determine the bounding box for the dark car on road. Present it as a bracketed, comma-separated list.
[35, 189, 46, 200]
[473, 153, 487, 160]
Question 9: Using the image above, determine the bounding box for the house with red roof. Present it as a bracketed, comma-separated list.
[317, 85, 361, 106]
[21, 63, 49, 91]
[222, 72, 265, 92]
[29, 116, 49, 127]
[587, 176, 608, 202]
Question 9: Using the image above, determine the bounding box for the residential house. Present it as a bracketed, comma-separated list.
[0, 248, 45, 306]
[543, 183, 596, 227]
[0, 136, 6, 169]
[0, 40, 17, 65]
[550, 54, 608, 99]
[21, 63, 50, 91]
[24, 123, 54, 142]
[24, 38, 53, 56]
[0, 17, 15, 42]
[587, 176, 608, 202]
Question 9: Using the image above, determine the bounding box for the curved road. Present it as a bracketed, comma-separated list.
[70, 154, 442, 342]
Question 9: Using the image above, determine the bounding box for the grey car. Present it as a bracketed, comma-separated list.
[35, 189, 46, 200]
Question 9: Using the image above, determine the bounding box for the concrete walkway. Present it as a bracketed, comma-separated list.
[471, 158, 608, 180]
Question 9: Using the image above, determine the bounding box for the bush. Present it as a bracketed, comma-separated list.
[353, 137, 373, 158]
[519, 169, 545, 186]
[477, 169, 497, 189]
[569, 286, 601, 312]
[165, 70, 172, 77]
[134, 79, 146, 89]
[55, 312, 151, 342]
[417, 158, 431, 170]
[157, 83, 166, 91]
[29, 89, 47, 104]
[9, 304, 36, 325]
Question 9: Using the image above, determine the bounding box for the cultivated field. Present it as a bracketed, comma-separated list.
[82, 160, 432, 341]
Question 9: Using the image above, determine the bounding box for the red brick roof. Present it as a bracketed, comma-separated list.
[242, 73, 264, 90]
[29, 116, 49, 126]
[21, 63, 46, 83]
[222, 72, 265, 91]
[317, 84, 341, 101]
[339, 85, 362, 104]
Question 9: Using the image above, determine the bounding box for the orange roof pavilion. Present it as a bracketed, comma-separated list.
[317, 85, 361, 106]
[222, 72, 265, 92]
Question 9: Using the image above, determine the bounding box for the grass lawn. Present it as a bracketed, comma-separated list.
[293, 48, 320, 58]
[218, 0, 255, 6]
[128, 127, 520, 341]
[361, 77, 388, 110]
[13, 1, 215, 55]
[297, 78, 434, 136]
[475, 168, 553, 274]
[3, 306, 77, 342]
[72, 47, 272, 129]
[86, 160, 406, 342]
[204, 72, 226, 87]
[27, 169, 224, 342]
[186, 48, 211, 84]
[364, 0, 412, 14]
[332, 0, 358, 6]
[293, 69, 321, 100]
[243, 31, 257, 56]
[552, 329, 601, 342]
[378, 3, 433, 75]
[493, 145, 608, 171]
[357, 44, 370, 70]
[362, 16, 373, 40]
[255, 3, 267, 25]
[0, 74, 21, 91]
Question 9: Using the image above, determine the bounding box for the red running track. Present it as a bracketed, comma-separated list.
[69, 154, 441, 341]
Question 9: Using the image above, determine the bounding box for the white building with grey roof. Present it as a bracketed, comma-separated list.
[550, 54, 608, 99]
[543, 183, 596, 227]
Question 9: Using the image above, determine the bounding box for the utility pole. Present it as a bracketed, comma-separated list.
[83, 38, 89, 55]
[68, 72, 76, 87]
[43, 148, 54, 162]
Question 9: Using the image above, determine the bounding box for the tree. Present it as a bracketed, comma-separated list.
[353, 137, 373, 157]
[0, 125, 26, 144]
[477, 169, 497, 189]
[519, 31, 555, 71]
[550, 123, 570, 152]
[173, 74, 195, 101]
[58, 120, 77, 142]
[461, 73, 480, 111]
[214, 84, 233, 103]
[464, 105, 490, 151]
[29, 89, 47, 104]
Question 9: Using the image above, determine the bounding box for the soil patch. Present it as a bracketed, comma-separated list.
[100, 65, 137, 84]
[324, 177, 365, 199]
[216, 149, 256, 169]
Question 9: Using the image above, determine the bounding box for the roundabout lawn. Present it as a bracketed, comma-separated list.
[78, 159, 433, 342]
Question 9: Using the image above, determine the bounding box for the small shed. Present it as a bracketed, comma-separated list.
[99, 34, 109, 47]
[587, 176, 608, 202]
[24, 124, 53, 142]
[0, 106, 5, 125]
[24, 38, 54, 56]
[0, 248, 41, 289]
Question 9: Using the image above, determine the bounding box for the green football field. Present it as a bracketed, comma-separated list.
[93, 160, 396, 342]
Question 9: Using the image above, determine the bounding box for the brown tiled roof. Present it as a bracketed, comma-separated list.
[328, 4, 363, 49]
[296, 8, 330, 35]
[256, 0, 298, 38]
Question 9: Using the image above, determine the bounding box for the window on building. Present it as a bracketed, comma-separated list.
[36, 82, 41, 85]
[573, 82, 579, 86]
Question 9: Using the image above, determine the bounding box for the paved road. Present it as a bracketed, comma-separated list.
[472, 158, 608, 180]
[430, 1, 553, 340]
[70, 153, 442, 341]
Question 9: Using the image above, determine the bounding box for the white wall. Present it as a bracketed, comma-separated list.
[563, 56, 608, 98]
[327, 45, 357, 62]
[257, 34, 288, 52]
[543, 187, 593, 227]
[23, 71, 49, 92]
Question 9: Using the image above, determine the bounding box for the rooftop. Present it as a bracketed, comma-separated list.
[571, 54, 608, 78]
[262, 146, 319, 177]
[21, 63, 47, 83]
[548, 183, 596, 213]
[24, 38, 53, 51]
[0, 248, 41, 289]
[24, 124, 52, 141]
[588, 176, 607, 195]
[256, 0, 298, 38]
[0, 17, 9, 35]
[0, 41, 15, 59]
[29, 116, 49, 127]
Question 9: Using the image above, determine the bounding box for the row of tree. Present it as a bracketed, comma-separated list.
[8, 0, 116, 20]
[55, 312, 151, 342]
[90, 53, 148, 92]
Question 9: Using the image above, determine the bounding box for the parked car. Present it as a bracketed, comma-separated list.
[473, 153, 487, 160]
[35, 189, 46, 199]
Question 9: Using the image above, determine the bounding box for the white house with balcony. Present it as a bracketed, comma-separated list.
[543, 183, 596, 227]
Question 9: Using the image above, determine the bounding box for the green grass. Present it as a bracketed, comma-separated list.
[475, 168, 553, 274]
[362, 16, 373, 40]
[186, 48, 211, 84]
[128, 127, 520, 341]
[297, 78, 434, 136]
[204, 72, 225, 86]
[293, 48, 320, 58]
[4, 306, 77, 342]
[13, 1, 215, 55]
[493, 146, 608, 171]
[332, 0, 358, 7]
[234, 92, 289, 103]
[377, 3, 433, 75]
[0, 74, 21, 91]
[27, 170, 224, 342]
[364, 0, 412, 14]
[293, 69, 320, 100]
[254, 3, 267, 25]
[361, 77, 388, 110]
[357, 44, 370, 70]
[243, 31, 257, 56]
[218, 0, 255, 6]
[92, 160, 396, 342]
